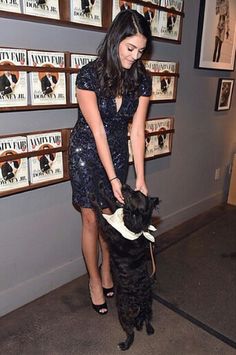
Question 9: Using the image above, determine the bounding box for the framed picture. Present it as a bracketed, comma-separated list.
[70, 0, 102, 27]
[128, 117, 175, 162]
[142, 60, 179, 102]
[215, 78, 234, 111]
[157, 9, 183, 42]
[150, 74, 178, 102]
[195, 0, 236, 71]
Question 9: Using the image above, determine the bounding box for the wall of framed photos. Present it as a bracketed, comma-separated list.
[0, 0, 184, 114]
[0, 0, 183, 197]
[0, 128, 71, 197]
[0, 51, 179, 113]
[0, 116, 175, 197]
[0, 1, 185, 41]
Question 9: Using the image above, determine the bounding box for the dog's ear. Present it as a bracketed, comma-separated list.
[149, 197, 159, 210]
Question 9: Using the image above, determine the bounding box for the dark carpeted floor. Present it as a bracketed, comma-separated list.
[0, 204, 235, 355]
[153, 204, 236, 348]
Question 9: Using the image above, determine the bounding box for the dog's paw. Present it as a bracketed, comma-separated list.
[146, 322, 155, 335]
[135, 318, 143, 331]
[135, 323, 143, 331]
[118, 333, 134, 351]
[118, 341, 129, 351]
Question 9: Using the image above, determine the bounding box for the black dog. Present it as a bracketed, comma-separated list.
[91, 184, 159, 350]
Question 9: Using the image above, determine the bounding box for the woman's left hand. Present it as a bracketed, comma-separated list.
[135, 180, 148, 196]
[111, 178, 124, 204]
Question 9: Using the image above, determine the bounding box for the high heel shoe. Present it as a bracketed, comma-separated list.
[99, 264, 115, 298]
[91, 302, 108, 315]
[103, 287, 115, 298]
[89, 283, 108, 315]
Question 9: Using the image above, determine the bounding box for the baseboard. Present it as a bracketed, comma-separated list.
[0, 256, 86, 317]
[157, 192, 224, 234]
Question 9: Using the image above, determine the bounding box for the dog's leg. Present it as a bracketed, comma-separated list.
[118, 331, 134, 351]
[145, 320, 155, 335]
[89, 193, 118, 245]
[89, 193, 104, 222]
[98, 181, 118, 213]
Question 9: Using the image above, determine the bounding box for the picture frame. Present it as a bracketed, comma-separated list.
[128, 117, 175, 163]
[195, 0, 236, 71]
[70, 0, 102, 27]
[156, 9, 183, 42]
[215, 78, 234, 111]
[150, 74, 178, 102]
[142, 60, 179, 102]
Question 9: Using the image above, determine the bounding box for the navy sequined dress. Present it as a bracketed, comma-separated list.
[69, 60, 151, 208]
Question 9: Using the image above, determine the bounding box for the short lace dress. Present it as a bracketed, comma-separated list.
[69, 60, 151, 208]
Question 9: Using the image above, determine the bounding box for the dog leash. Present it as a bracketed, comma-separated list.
[149, 242, 157, 278]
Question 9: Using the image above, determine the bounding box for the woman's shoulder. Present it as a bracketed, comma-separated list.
[76, 59, 98, 90]
[138, 63, 152, 96]
[78, 58, 98, 77]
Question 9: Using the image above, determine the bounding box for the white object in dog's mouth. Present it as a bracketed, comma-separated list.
[102, 208, 157, 242]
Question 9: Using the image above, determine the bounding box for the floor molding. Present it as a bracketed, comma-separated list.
[0, 257, 86, 317]
[155, 204, 232, 253]
[153, 291, 236, 349]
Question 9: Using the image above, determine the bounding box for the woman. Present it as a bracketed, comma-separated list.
[213, 0, 230, 62]
[69, 9, 152, 315]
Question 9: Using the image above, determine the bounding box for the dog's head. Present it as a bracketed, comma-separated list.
[122, 184, 159, 234]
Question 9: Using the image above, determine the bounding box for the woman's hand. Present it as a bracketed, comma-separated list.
[135, 180, 148, 196]
[111, 178, 124, 204]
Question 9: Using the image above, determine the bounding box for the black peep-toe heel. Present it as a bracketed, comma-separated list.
[89, 283, 108, 315]
[103, 287, 115, 298]
[91, 302, 108, 315]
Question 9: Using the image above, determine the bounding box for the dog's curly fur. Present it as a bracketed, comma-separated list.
[91, 184, 159, 351]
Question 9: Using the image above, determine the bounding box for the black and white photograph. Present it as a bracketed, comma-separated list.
[195, 0, 236, 70]
[215, 78, 234, 111]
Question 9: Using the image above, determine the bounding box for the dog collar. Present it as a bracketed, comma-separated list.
[102, 208, 157, 242]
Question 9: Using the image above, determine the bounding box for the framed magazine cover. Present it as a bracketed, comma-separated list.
[0, 128, 71, 198]
[157, 9, 183, 42]
[195, 0, 236, 71]
[142, 60, 179, 102]
[70, 0, 102, 27]
[215, 78, 234, 111]
[150, 74, 178, 102]
[128, 117, 175, 162]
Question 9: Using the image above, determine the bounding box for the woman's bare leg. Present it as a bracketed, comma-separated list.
[80, 207, 107, 312]
[99, 208, 114, 295]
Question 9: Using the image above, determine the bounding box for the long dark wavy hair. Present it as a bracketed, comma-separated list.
[96, 9, 152, 98]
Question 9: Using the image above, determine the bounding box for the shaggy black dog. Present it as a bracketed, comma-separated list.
[91, 184, 159, 350]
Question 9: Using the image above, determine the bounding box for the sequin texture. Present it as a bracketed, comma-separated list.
[69, 60, 151, 208]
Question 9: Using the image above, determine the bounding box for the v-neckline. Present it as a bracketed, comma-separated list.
[114, 96, 123, 113]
